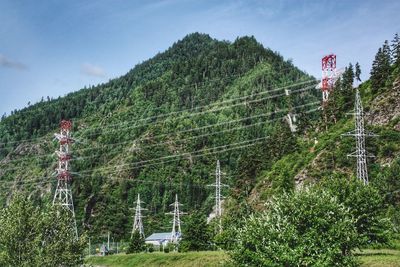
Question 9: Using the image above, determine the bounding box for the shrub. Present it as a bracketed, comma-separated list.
[230, 189, 359, 267]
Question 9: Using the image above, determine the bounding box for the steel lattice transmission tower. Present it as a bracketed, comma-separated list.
[343, 89, 376, 185]
[131, 194, 146, 239]
[166, 194, 186, 242]
[321, 54, 337, 102]
[208, 160, 227, 233]
[53, 119, 78, 238]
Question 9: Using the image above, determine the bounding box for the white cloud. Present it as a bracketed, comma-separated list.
[81, 63, 106, 77]
[0, 54, 28, 70]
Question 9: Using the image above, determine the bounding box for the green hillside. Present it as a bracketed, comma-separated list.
[0, 32, 399, 253]
[0, 33, 319, 241]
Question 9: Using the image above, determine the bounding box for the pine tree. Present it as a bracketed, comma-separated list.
[342, 63, 354, 90]
[370, 41, 392, 91]
[179, 212, 211, 252]
[392, 33, 400, 67]
[355, 62, 361, 82]
[370, 47, 382, 90]
[126, 231, 145, 254]
[382, 40, 392, 71]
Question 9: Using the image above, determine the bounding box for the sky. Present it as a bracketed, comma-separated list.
[1, 0, 399, 116]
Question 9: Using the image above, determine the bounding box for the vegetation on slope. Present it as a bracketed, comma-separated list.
[0, 33, 318, 241]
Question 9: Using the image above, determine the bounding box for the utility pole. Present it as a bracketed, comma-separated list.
[53, 119, 78, 238]
[166, 194, 186, 242]
[208, 160, 227, 233]
[131, 193, 146, 239]
[343, 89, 376, 184]
[107, 232, 110, 251]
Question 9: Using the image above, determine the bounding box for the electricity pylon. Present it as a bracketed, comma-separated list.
[53, 120, 78, 238]
[166, 194, 186, 242]
[131, 194, 146, 239]
[208, 160, 228, 233]
[343, 89, 376, 185]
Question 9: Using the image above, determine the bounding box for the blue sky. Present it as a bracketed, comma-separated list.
[1, 0, 399, 116]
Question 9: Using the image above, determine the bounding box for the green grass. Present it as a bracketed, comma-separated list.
[357, 248, 400, 267]
[85, 249, 400, 267]
[85, 251, 228, 267]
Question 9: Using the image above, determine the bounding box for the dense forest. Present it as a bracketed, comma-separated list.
[0, 32, 399, 251]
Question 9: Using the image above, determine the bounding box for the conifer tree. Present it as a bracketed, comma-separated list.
[342, 63, 354, 90]
[355, 62, 361, 82]
[371, 41, 392, 91]
[370, 47, 383, 90]
[126, 231, 145, 254]
[392, 33, 400, 67]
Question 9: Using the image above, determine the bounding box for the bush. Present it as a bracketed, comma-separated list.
[320, 176, 392, 246]
[146, 243, 155, 253]
[230, 189, 359, 267]
[126, 231, 145, 254]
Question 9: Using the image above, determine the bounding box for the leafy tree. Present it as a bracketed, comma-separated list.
[213, 200, 255, 251]
[0, 194, 40, 267]
[126, 231, 145, 254]
[179, 211, 211, 252]
[0, 194, 86, 267]
[37, 207, 87, 267]
[319, 176, 392, 246]
[230, 189, 359, 267]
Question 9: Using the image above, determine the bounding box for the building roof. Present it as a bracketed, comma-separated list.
[145, 232, 183, 242]
[145, 232, 172, 241]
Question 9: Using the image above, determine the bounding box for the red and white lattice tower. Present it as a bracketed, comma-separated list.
[53, 119, 78, 238]
[321, 54, 337, 102]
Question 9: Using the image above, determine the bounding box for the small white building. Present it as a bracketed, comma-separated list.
[145, 232, 182, 248]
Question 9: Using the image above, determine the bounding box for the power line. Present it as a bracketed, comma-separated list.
[0, 99, 319, 167]
[0, 105, 320, 176]
[0, 134, 272, 190]
[1, 99, 319, 188]
[0, 78, 317, 147]
[76, 79, 317, 136]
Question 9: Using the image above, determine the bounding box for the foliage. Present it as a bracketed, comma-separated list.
[0, 33, 317, 240]
[126, 231, 145, 254]
[319, 176, 392, 246]
[0, 194, 86, 267]
[179, 211, 212, 252]
[370, 33, 399, 92]
[230, 189, 359, 267]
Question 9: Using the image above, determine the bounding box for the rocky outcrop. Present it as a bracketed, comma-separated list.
[0, 142, 46, 164]
[366, 78, 400, 130]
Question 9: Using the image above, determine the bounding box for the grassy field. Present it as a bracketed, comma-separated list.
[85, 251, 228, 267]
[86, 249, 400, 267]
[357, 248, 400, 267]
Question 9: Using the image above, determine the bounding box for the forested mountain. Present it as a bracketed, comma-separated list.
[1, 32, 399, 246]
[0, 33, 318, 240]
